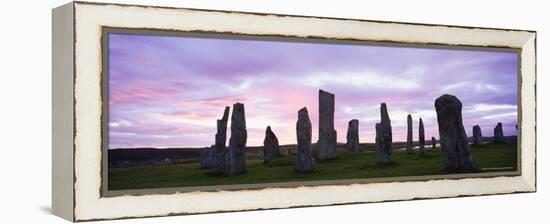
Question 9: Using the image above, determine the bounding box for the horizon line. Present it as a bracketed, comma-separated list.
[108, 135, 518, 150]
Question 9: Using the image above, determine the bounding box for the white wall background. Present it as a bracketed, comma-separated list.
[0, 0, 547, 223]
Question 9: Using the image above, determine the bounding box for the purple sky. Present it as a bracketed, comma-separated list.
[108, 33, 518, 148]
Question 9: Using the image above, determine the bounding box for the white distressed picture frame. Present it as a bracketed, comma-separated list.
[52, 1, 536, 222]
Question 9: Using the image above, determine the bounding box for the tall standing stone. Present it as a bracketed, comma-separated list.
[431, 137, 436, 149]
[472, 125, 483, 146]
[435, 94, 479, 172]
[418, 118, 425, 156]
[263, 126, 280, 163]
[315, 90, 337, 160]
[375, 103, 393, 164]
[226, 103, 247, 175]
[494, 122, 504, 143]
[375, 123, 390, 164]
[380, 103, 392, 155]
[346, 119, 359, 152]
[406, 114, 413, 154]
[212, 107, 230, 174]
[200, 146, 214, 169]
[295, 107, 315, 172]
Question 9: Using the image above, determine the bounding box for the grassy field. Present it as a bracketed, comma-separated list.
[108, 140, 517, 190]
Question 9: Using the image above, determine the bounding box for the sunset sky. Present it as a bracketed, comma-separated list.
[108, 33, 518, 149]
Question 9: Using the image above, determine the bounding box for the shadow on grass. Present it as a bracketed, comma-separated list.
[294, 169, 317, 175]
[470, 145, 487, 149]
[204, 171, 228, 177]
[358, 161, 399, 170]
[414, 152, 437, 160]
[263, 157, 295, 167]
[314, 156, 341, 163]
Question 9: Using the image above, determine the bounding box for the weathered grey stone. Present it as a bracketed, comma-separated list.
[375, 123, 391, 164]
[494, 122, 504, 143]
[418, 118, 425, 156]
[406, 114, 413, 153]
[435, 94, 479, 172]
[279, 146, 290, 157]
[295, 107, 315, 172]
[472, 125, 483, 146]
[263, 126, 280, 163]
[380, 103, 392, 155]
[212, 107, 230, 174]
[226, 103, 247, 175]
[375, 103, 392, 163]
[200, 146, 214, 169]
[346, 119, 359, 152]
[374, 103, 393, 164]
[431, 137, 436, 149]
[315, 89, 337, 160]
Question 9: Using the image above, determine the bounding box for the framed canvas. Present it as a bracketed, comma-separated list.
[52, 1, 537, 222]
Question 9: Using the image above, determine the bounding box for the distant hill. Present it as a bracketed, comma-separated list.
[108, 147, 202, 168]
[108, 135, 517, 168]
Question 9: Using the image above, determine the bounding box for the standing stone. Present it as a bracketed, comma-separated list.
[375, 103, 393, 164]
[346, 119, 359, 152]
[279, 146, 289, 157]
[200, 146, 214, 169]
[226, 103, 247, 175]
[418, 118, 425, 156]
[295, 107, 315, 172]
[494, 122, 504, 143]
[380, 103, 393, 155]
[263, 126, 280, 163]
[431, 137, 436, 149]
[315, 90, 337, 160]
[435, 94, 479, 172]
[375, 123, 390, 164]
[406, 114, 413, 154]
[472, 125, 483, 146]
[212, 107, 230, 174]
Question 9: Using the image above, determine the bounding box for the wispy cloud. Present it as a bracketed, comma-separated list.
[481, 112, 517, 120]
[467, 103, 516, 113]
[298, 71, 420, 90]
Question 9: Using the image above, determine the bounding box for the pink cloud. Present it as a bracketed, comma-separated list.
[109, 80, 181, 104]
[172, 95, 248, 108]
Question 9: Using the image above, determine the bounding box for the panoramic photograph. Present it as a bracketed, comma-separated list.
[106, 32, 519, 191]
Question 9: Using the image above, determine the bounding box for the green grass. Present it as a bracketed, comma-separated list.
[108, 140, 517, 190]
